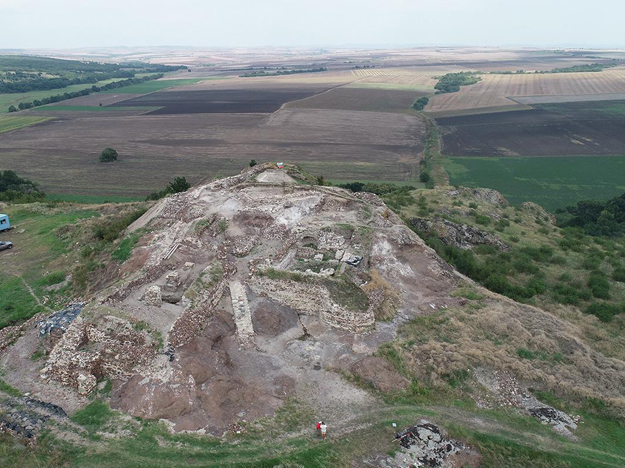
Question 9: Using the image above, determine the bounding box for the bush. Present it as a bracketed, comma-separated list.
[475, 214, 491, 225]
[517, 347, 535, 360]
[99, 147, 118, 163]
[612, 268, 625, 283]
[552, 283, 592, 305]
[585, 302, 625, 322]
[93, 208, 146, 243]
[588, 271, 611, 299]
[146, 176, 191, 200]
[419, 172, 431, 183]
[249, 159, 257, 167]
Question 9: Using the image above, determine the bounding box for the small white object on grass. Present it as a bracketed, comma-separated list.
[392, 422, 397, 427]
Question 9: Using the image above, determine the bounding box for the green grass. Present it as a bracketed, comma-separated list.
[0, 274, 45, 328]
[33, 105, 162, 112]
[444, 156, 625, 211]
[0, 115, 51, 134]
[539, 101, 625, 117]
[71, 400, 114, 433]
[100, 78, 203, 94]
[111, 233, 140, 263]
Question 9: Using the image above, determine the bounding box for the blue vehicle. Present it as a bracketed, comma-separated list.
[0, 214, 10, 232]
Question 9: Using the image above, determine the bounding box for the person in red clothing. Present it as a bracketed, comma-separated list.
[316, 421, 322, 434]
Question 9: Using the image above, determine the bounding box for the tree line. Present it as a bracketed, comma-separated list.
[0, 170, 45, 203]
[0, 55, 186, 93]
[558, 191, 625, 237]
[240, 67, 327, 77]
[8, 74, 164, 112]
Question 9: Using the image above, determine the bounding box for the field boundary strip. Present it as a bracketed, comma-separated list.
[0, 115, 52, 135]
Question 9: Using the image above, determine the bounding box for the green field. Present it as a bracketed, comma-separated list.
[100, 78, 206, 94]
[0, 77, 130, 113]
[34, 105, 162, 112]
[0, 115, 51, 134]
[444, 156, 625, 211]
[539, 100, 625, 116]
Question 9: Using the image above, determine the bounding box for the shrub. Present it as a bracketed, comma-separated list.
[419, 172, 431, 183]
[612, 268, 625, 283]
[588, 271, 611, 299]
[585, 302, 625, 322]
[93, 208, 146, 243]
[146, 176, 191, 200]
[475, 214, 491, 225]
[526, 277, 547, 295]
[517, 348, 535, 360]
[249, 159, 257, 167]
[99, 147, 118, 163]
[552, 283, 592, 305]
[111, 234, 140, 263]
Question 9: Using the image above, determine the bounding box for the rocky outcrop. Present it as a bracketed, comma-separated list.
[381, 420, 481, 468]
[410, 216, 510, 251]
[448, 187, 508, 206]
[522, 201, 556, 224]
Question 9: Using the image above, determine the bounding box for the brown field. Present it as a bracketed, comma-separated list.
[0, 108, 423, 197]
[426, 67, 625, 116]
[286, 87, 428, 113]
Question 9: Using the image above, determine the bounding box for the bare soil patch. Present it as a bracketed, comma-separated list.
[111, 88, 329, 114]
[0, 109, 424, 196]
[438, 102, 625, 156]
[287, 87, 427, 113]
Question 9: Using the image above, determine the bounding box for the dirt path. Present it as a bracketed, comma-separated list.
[13, 274, 53, 313]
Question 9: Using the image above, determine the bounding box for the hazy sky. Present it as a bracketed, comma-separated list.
[1, 0, 623, 49]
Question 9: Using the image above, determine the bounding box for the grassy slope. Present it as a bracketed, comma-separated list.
[0, 115, 51, 134]
[0, 205, 99, 326]
[444, 156, 625, 212]
[396, 187, 625, 360]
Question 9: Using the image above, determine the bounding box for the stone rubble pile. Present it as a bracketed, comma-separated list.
[381, 420, 478, 468]
[0, 396, 68, 444]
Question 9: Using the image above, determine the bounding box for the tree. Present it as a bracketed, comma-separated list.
[8, 105, 17, 113]
[99, 148, 118, 163]
[168, 177, 190, 193]
[419, 172, 431, 183]
[412, 97, 429, 111]
[249, 159, 257, 167]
